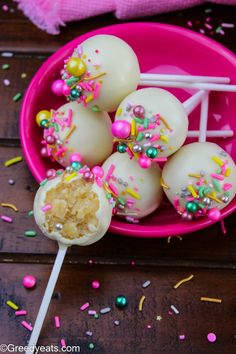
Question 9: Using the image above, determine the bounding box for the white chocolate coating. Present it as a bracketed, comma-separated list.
[50, 101, 113, 167]
[34, 174, 113, 246]
[73, 35, 140, 112]
[162, 142, 236, 214]
[102, 152, 163, 219]
[114, 88, 188, 157]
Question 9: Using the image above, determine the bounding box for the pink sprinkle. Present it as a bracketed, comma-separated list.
[88, 310, 97, 315]
[205, 23, 212, 30]
[77, 45, 82, 57]
[2, 5, 8, 11]
[153, 157, 167, 162]
[221, 22, 235, 28]
[127, 198, 135, 204]
[207, 332, 216, 343]
[126, 146, 133, 159]
[66, 109, 73, 127]
[223, 183, 232, 191]
[55, 147, 67, 157]
[53, 117, 64, 128]
[186, 196, 195, 201]
[196, 178, 204, 186]
[173, 197, 179, 209]
[42, 204, 52, 212]
[150, 134, 160, 142]
[129, 176, 134, 181]
[15, 310, 27, 316]
[187, 21, 192, 27]
[105, 164, 115, 181]
[179, 335, 185, 341]
[80, 302, 90, 311]
[21, 321, 33, 331]
[54, 316, 60, 328]
[93, 82, 101, 99]
[1, 215, 13, 223]
[199, 29, 205, 34]
[61, 339, 66, 348]
[220, 219, 227, 235]
[211, 173, 224, 181]
[148, 124, 156, 129]
[108, 183, 119, 196]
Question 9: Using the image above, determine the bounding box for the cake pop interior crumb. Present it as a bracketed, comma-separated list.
[44, 178, 99, 239]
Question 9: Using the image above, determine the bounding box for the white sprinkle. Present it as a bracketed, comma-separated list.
[114, 320, 120, 326]
[88, 310, 97, 316]
[1, 52, 13, 57]
[171, 305, 179, 314]
[100, 307, 111, 314]
[142, 280, 151, 289]
[3, 79, 10, 86]
[85, 331, 93, 336]
[221, 23, 235, 28]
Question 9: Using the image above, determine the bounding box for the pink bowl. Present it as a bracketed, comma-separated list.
[20, 22, 236, 238]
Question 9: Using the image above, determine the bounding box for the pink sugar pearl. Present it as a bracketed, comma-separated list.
[23, 275, 37, 289]
[62, 83, 71, 96]
[139, 156, 152, 169]
[208, 208, 221, 221]
[92, 166, 104, 178]
[207, 332, 216, 342]
[51, 80, 64, 96]
[70, 153, 82, 163]
[91, 280, 100, 289]
[112, 120, 131, 139]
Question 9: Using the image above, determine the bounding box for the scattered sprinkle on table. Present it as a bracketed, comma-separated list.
[28, 210, 34, 216]
[1, 203, 18, 212]
[13, 92, 22, 102]
[156, 315, 162, 321]
[15, 310, 27, 316]
[1, 215, 13, 223]
[88, 343, 95, 350]
[23, 275, 37, 289]
[80, 302, 90, 311]
[60, 339, 66, 348]
[3, 79, 10, 86]
[1, 52, 13, 57]
[138, 295, 146, 312]
[24, 230, 37, 237]
[54, 316, 61, 328]
[21, 320, 33, 332]
[142, 280, 151, 288]
[4, 156, 23, 167]
[179, 335, 185, 341]
[170, 305, 179, 314]
[86, 331, 93, 336]
[8, 179, 15, 185]
[88, 310, 97, 316]
[174, 274, 194, 289]
[2, 63, 9, 70]
[200, 297, 222, 303]
[6, 300, 19, 310]
[100, 307, 111, 315]
[114, 320, 120, 326]
[207, 332, 217, 343]
[21, 72, 27, 78]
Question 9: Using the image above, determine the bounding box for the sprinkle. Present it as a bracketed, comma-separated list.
[28, 210, 34, 217]
[126, 188, 141, 199]
[221, 22, 235, 28]
[24, 230, 37, 237]
[200, 297, 222, 303]
[117, 107, 122, 116]
[153, 157, 167, 163]
[65, 171, 77, 182]
[13, 92, 22, 102]
[207, 332, 217, 343]
[1, 215, 13, 223]
[41, 204, 52, 213]
[131, 119, 136, 136]
[105, 164, 115, 181]
[142, 280, 151, 288]
[88, 310, 97, 316]
[92, 105, 100, 112]
[212, 155, 224, 166]
[1, 203, 18, 213]
[40, 178, 48, 186]
[160, 116, 172, 131]
[100, 307, 111, 314]
[170, 305, 179, 314]
[80, 302, 90, 311]
[138, 295, 146, 312]
[60, 339, 66, 348]
[21, 72, 27, 78]
[88, 343, 95, 350]
[3, 79, 10, 86]
[54, 316, 61, 328]
[174, 274, 194, 289]
[21, 321, 33, 332]
[8, 179, 15, 185]
[187, 21, 192, 27]
[205, 194, 222, 204]
[86, 331, 93, 336]
[160, 135, 169, 143]
[188, 173, 201, 179]
[2, 63, 10, 70]
[187, 185, 198, 198]
[156, 315, 162, 321]
[160, 178, 170, 190]
[224, 168, 231, 177]
[64, 124, 76, 141]
[66, 109, 73, 127]
[179, 335, 185, 341]
[6, 300, 19, 310]
[108, 183, 119, 196]
[4, 156, 23, 167]
[220, 219, 227, 235]
[211, 173, 224, 181]
[85, 94, 94, 103]
[1, 52, 13, 57]
[223, 183, 232, 191]
[15, 310, 27, 316]
[143, 117, 149, 129]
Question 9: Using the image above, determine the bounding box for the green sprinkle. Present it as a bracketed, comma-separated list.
[88, 343, 95, 350]
[94, 313, 99, 319]
[6, 300, 19, 310]
[215, 26, 222, 33]
[225, 191, 230, 197]
[13, 93, 22, 102]
[66, 77, 79, 86]
[197, 202, 205, 209]
[92, 105, 100, 112]
[56, 170, 63, 175]
[117, 197, 125, 205]
[203, 187, 212, 195]
[25, 230, 37, 237]
[106, 193, 112, 200]
[134, 117, 143, 124]
[136, 132, 144, 142]
[28, 210, 34, 217]
[198, 186, 205, 198]
[2, 63, 10, 70]
[143, 117, 149, 129]
[40, 178, 48, 186]
[211, 179, 221, 192]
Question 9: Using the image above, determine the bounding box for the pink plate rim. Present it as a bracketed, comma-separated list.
[20, 22, 236, 238]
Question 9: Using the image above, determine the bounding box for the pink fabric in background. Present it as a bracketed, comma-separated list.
[14, 0, 236, 35]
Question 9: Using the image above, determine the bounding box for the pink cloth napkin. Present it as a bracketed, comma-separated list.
[15, 0, 236, 35]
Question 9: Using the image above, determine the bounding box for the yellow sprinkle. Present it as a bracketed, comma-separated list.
[187, 185, 198, 198]
[85, 94, 94, 103]
[212, 155, 224, 166]
[160, 128, 166, 134]
[138, 295, 146, 312]
[200, 297, 222, 303]
[188, 173, 201, 179]
[160, 178, 170, 190]
[65, 172, 77, 182]
[205, 194, 222, 204]
[225, 168, 231, 177]
[4, 156, 23, 167]
[1, 203, 18, 212]
[131, 119, 136, 137]
[160, 135, 169, 143]
[64, 125, 76, 141]
[117, 107, 122, 116]
[126, 188, 141, 199]
[212, 191, 217, 198]
[84, 71, 106, 81]
[160, 116, 172, 131]
[174, 274, 194, 289]
[7, 300, 19, 310]
[82, 54, 87, 59]
[128, 143, 139, 159]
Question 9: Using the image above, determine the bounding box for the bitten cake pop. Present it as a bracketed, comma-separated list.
[37, 101, 113, 168]
[52, 35, 140, 112]
[162, 142, 236, 221]
[102, 152, 163, 221]
[112, 88, 188, 168]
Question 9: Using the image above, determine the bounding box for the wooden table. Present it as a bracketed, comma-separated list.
[0, 1, 236, 353]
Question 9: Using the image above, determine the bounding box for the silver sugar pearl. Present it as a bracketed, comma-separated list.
[55, 223, 63, 231]
[144, 132, 152, 139]
[118, 178, 123, 184]
[123, 182, 128, 187]
[221, 195, 229, 203]
[66, 166, 74, 174]
[76, 85, 83, 92]
[56, 139, 63, 146]
[203, 197, 211, 205]
[118, 204, 125, 210]
[132, 144, 142, 153]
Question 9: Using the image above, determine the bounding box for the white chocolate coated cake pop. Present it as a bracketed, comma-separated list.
[112, 88, 188, 168]
[52, 35, 140, 112]
[38, 101, 113, 168]
[102, 152, 163, 221]
[34, 170, 113, 246]
[162, 142, 236, 221]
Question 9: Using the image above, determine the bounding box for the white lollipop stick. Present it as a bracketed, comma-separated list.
[140, 73, 230, 84]
[199, 92, 210, 142]
[187, 130, 234, 138]
[183, 90, 207, 115]
[26, 243, 67, 354]
[139, 80, 236, 92]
